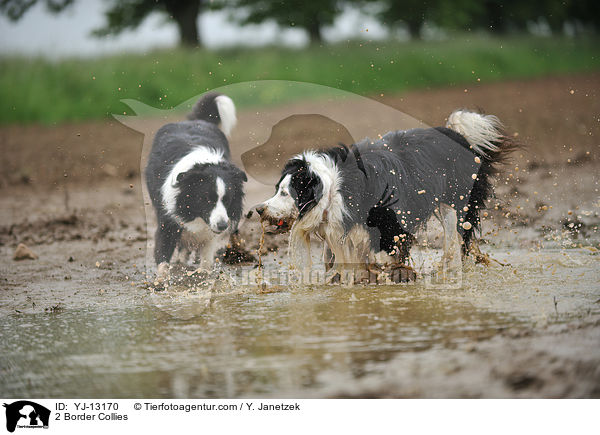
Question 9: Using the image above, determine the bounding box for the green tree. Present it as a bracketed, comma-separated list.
[476, 0, 599, 35]
[0, 0, 205, 47]
[566, 0, 600, 33]
[93, 0, 204, 47]
[376, 0, 430, 38]
[479, 0, 537, 34]
[428, 0, 486, 32]
[375, 0, 482, 38]
[0, 0, 74, 19]
[213, 0, 345, 44]
[376, 0, 599, 36]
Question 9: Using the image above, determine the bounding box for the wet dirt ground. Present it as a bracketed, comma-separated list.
[1, 73, 599, 398]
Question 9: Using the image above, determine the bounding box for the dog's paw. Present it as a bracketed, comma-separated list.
[325, 272, 341, 285]
[153, 262, 170, 289]
[388, 264, 417, 283]
[474, 252, 491, 266]
[353, 268, 379, 285]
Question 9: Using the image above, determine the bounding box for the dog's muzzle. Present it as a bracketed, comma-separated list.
[255, 204, 294, 234]
[213, 219, 229, 233]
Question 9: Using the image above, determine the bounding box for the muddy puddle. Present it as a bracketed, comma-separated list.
[1, 247, 598, 398]
[1, 74, 600, 397]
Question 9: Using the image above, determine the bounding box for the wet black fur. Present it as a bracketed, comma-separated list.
[433, 126, 517, 253]
[367, 206, 415, 262]
[279, 126, 514, 263]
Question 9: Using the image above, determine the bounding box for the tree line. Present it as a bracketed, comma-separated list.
[2, 0, 599, 47]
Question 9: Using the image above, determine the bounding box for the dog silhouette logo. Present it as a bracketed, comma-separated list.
[3, 401, 50, 432]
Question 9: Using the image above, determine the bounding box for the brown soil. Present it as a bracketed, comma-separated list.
[1, 73, 599, 398]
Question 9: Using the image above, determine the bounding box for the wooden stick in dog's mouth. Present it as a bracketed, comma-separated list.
[260, 215, 295, 234]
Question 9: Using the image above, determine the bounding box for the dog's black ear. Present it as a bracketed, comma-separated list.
[175, 169, 200, 186]
[323, 143, 350, 162]
[292, 167, 323, 220]
[300, 175, 323, 220]
[174, 164, 208, 186]
[175, 171, 188, 185]
[219, 162, 247, 183]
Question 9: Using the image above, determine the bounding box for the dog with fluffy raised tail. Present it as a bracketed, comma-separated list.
[145, 92, 247, 281]
[256, 109, 517, 284]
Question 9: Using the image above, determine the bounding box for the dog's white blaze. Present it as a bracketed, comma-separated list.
[262, 174, 296, 218]
[446, 110, 503, 157]
[209, 177, 229, 232]
[215, 95, 237, 137]
[161, 147, 224, 217]
[216, 175, 226, 197]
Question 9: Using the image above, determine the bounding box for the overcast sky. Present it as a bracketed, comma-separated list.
[0, 0, 390, 58]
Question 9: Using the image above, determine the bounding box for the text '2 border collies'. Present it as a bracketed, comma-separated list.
[145, 93, 247, 280]
[256, 110, 516, 284]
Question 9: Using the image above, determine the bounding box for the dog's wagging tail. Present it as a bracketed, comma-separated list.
[257, 109, 517, 282]
[444, 109, 519, 255]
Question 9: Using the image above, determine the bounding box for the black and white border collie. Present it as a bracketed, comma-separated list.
[256, 110, 516, 283]
[145, 93, 247, 279]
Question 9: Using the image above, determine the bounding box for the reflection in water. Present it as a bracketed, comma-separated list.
[1, 248, 598, 398]
[0, 283, 516, 398]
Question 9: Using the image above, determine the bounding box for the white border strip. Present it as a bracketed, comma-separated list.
[1, 399, 596, 435]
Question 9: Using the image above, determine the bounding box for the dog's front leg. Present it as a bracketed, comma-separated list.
[198, 235, 225, 271]
[437, 204, 462, 276]
[323, 245, 335, 271]
[153, 218, 182, 284]
[155, 262, 171, 284]
[323, 243, 344, 285]
[154, 218, 182, 266]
